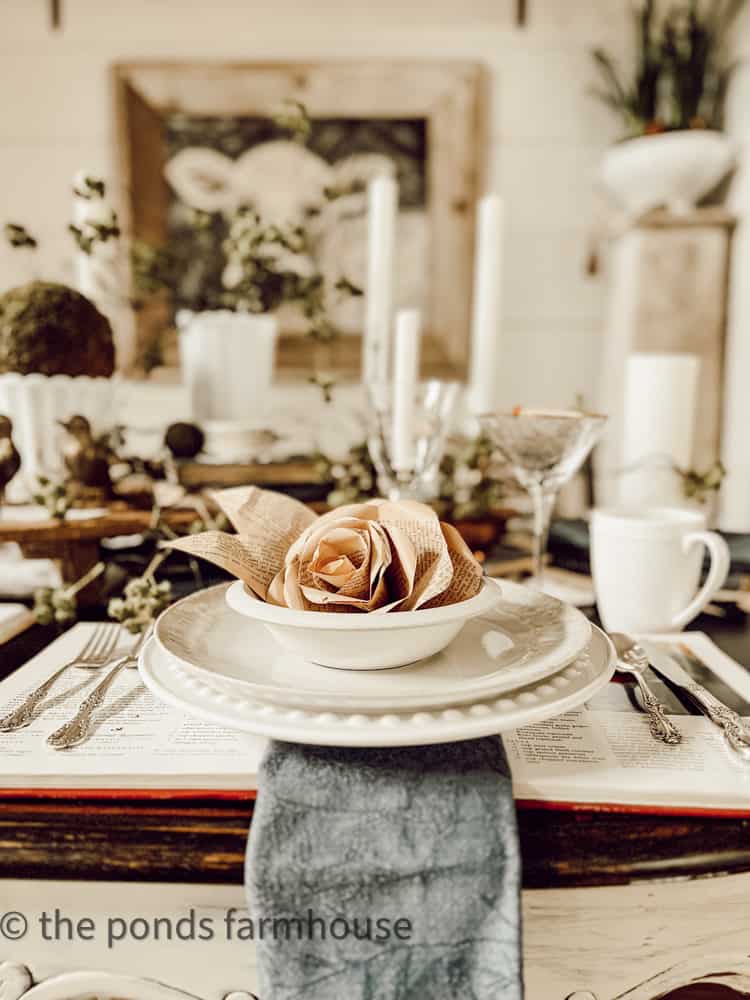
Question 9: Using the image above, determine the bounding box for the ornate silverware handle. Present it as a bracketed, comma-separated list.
[685, 682, 750, 754]
[47, 657, 133, 749]
[0, 663, 71, 732]
[47, 628, 150, 750]
[636, 678, 683, 744]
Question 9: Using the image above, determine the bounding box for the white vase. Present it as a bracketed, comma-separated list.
[177, 310, 278, 424]
[0, 373, 116, 498]
[600, 130, 735, 215]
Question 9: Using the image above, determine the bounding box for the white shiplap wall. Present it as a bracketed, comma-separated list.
[0, 0, 632, 408]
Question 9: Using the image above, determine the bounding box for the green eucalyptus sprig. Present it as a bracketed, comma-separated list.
[73, 176, 106, 200]
[437, 433, 510, 521]
[68, 211, 121, 256]
[33, 560, 106, 627]
[107, 550, 173, 634]
[4, 223, 37, 250]
[679, 459, 726, 503]
[272, 99, 313, 144]
[131, 98, 362, 373]
[133, 204, 361, 347]
[308, 373, 336, 403]
[4, 176, 121, 262]
[321, 434, 513, 517]
[33, 476, 73, 521]
[220, 206, 361, 342]
[322, 443, 377, 507]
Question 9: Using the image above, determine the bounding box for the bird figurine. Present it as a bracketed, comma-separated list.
[58, 415, 114, 498]
[0, 415, 21, 507]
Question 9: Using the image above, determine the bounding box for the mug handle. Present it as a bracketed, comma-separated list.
[671, 530, 731, 630]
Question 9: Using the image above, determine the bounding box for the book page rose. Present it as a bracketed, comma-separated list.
[267, 513, 417, 612]
[168, 487, 484, 612]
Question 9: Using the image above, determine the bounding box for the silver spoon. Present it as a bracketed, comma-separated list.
[609, 632, 683, 745]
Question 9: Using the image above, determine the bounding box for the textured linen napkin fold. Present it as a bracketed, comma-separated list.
[246, 737, 523, 1000]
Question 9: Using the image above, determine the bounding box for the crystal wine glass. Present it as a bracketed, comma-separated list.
[480, 408, 607, 587]
[366, 380, 459, 501]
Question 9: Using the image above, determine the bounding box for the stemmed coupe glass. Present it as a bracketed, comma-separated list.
[480, 407, 607, 587]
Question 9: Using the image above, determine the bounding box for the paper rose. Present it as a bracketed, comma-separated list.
[168, 487, 483, 614]
[267, 506, 417, 611]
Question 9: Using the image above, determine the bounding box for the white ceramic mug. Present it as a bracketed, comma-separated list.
[591, 507, 730, 634]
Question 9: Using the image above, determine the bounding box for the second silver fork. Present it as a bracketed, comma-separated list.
[0, 623, 122, 731]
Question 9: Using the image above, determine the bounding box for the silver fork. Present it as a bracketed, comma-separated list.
[0, 623, 121, 732]
[610, 632, 683, 745]
[47, 627, 152, 750]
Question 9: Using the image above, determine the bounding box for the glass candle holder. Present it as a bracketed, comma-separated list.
[366, 380, 459, 502]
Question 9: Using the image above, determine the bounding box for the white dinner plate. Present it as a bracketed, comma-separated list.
[154, 582, 592, 712]
[139, 625, 615, 747]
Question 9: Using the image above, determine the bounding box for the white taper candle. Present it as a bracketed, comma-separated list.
[363, 174, 398, 384]
[468, 194, 504, 416]
[392, 308, 421, 471]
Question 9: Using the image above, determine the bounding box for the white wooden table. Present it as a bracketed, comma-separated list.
[2, 872, 750, 999]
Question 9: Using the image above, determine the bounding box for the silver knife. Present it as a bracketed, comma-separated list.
[642, 642, 750, 759]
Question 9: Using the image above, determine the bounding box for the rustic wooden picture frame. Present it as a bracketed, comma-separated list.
[114, 60, 487, 379]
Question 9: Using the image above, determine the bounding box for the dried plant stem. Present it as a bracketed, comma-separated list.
[144, 549, 171, 580]
[65, 560, 106, 598]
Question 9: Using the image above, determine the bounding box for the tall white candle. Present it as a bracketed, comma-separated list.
[392, 308, 421, 471]
[467, 194, 504, 416]
[363, 174, 398, 385]
[620, 352, 700, 506]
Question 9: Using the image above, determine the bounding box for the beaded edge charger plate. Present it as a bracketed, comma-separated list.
[139, 626, 615, 747]
[154, 582, 592, 712]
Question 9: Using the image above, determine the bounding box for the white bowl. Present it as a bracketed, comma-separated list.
[600, 130, 734, 214]
[225, 578, 502, 670]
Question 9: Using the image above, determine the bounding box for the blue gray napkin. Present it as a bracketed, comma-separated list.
[246, 737, 522, 1000]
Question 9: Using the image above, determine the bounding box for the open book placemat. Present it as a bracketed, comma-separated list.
[0, 623, 264, 791]
[507, 632, 750, 813]
[1, 623, 749, 813]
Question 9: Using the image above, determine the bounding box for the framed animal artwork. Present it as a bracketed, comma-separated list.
[114, 60, 487, 379]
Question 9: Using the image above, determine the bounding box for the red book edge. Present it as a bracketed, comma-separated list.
[516, 797, 750, 818]
[0, 788, 748, 818]
[0, 788, 257, 802]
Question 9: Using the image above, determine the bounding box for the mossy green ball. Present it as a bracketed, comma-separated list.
[0, 281, 115, 377]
